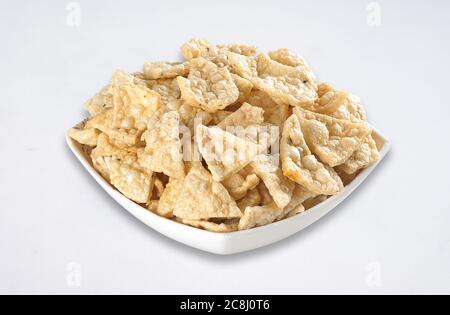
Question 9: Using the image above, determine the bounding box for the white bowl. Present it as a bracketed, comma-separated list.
[66, 128, 390, 255]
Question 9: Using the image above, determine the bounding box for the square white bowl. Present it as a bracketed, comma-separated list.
[66, 127, 390, 255]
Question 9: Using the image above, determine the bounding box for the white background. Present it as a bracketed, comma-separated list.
[1, 0, 449, 295]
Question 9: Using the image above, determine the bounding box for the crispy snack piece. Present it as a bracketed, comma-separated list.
[332, 93, 367, 122]
[143, 62, 189, 80]
[313, 83, 379, 172]
[312, 84, 350, 114]
[90, 134, 124, 180]
[173, 165, 242, 220]
[177, 58, 239, 113]
[110, 70, 161, 131]
[179, 219, 239, 233]
[237, 188, 261, 212]
[251, 53, 317, 107]
[218, 44, 258, 57]
[92, 134, 153, 203]
[157, 177, 184, 218]
[217, 103, 265, 129]
[281, 115, 343, 195]
[140, 111, 185, 178]
[238, 203, 281, 230]
[337, 134, 381, 174]
[109, 160, 153, 204]
[221, 173, 260, 200]
[181, 38, 257, 63]
[268, 48, 316, 81]
[314, 83, 367, 122]
[68, 127, 100, 147]
[250, 154, 295, 209]
[294, 107, 372, 167]
[84, 85, 114, 117]
[225, 51, 258, 79]
[196, 125, 263, 182]
[145, 78, 181, 108]
[85, 109, 142, 147]
[181, 38, 212, 61]
[84, 72, 153, 118]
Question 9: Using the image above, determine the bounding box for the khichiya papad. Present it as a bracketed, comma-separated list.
[69, 38, 381, 233]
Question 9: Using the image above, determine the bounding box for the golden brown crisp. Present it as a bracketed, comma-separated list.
[217, 103, 265, 129]
[251, 154, 295, 209]
[251, 54, 317, 107]
[139, 111, 185, 178]
[177, 58, 239, 113]
[173, 165, 242, 221]
[294, 107, 372, 167]
[281, 115, 343, 195]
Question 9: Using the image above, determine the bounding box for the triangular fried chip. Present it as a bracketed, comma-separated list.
[109, 160, 153, 204]
[196, 125, 264, 181]
[91, 134, 153, 204]
[225, 51, 258, 79]
[68, 127, 100, 147]
[251, 53, 317, 107]
[281, 115, 343, 195]
[156, 177, 184, 218]
[173, 165, 242, 220]
[250, 154, 295, 209]
[111, 70, 161, 131]
[139, 111, 185, 178]
[177, 58, 239, 113]
[85, 108, 142, 147]
[146, 78, 181, 108]
[310, 84, 379, 172]
[217, 103, 264, 129]
[84, 85, 114, 117]
[293, 107, 372, 167]
[337, 134, 381, 174]
[268, 48, 316, 82]
[239, 203, 281, 230]
[311, 83, 350, 114]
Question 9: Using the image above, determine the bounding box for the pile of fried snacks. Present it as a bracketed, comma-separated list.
[69, 38, 380, 232]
